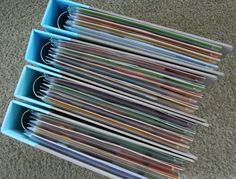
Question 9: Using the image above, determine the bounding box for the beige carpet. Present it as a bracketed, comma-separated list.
[0, 0, 235, 178]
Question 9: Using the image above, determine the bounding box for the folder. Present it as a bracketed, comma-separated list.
[1, 0, 233, 178]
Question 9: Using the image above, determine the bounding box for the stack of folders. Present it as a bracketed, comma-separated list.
[1, 0, 233, 178]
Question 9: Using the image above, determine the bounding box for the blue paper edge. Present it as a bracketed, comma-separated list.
[25, 29, 70, 72]
[14, 65, 61, 107]
[41, 0, 90, 37]
[1, 100, 50, 147]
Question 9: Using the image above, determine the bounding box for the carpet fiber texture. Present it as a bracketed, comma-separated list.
[0, 0, 236, 178]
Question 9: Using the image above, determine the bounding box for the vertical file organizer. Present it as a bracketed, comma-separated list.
[1, 0, 233, 178]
